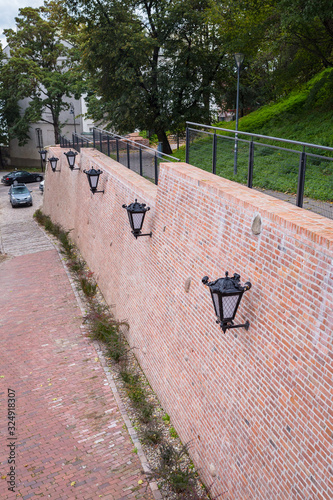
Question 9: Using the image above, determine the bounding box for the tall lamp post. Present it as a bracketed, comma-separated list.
[70, 103, 77, 134]
[233, 53, 244, 176]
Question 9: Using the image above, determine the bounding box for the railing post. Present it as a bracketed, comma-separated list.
[107, 135, 110, 156]
[247, 139, 254, 188]
[72, 133, 75, 149]
[212, 132, 217, 175]
[296, 148, 307, 208]
[185, 127, 190, 164]
[99, 131, 102, 152]
[127, 142, 130, 168]
[116, 138, 119, 162]
[139, 148, 143, 176]
[93, 128, 96, 149]
[154, 153, 158, 185]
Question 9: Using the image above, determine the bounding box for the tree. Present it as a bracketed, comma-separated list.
[0, 1, 80, 145]
[70, 0, 246, 153]
[278, 0, 333, 68]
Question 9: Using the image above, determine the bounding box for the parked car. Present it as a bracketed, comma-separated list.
[1, 170, 43, 186]
[8, 183, 33, 207]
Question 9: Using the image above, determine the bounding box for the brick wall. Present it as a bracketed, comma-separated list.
[44, 147, 333, 500]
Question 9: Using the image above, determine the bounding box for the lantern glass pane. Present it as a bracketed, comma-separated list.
[89, 174, 99, 189]
[222, 294, 240, 320]
[69, 156, 75, 167]
[212, 292, 220, 318]
[234, 53, 244, 68]
[132, 212, 144, 231]
[127, 211, 132, 227]
[50, 159, 57, 170]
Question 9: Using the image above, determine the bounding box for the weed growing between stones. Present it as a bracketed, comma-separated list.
[34, 209, 224, 500]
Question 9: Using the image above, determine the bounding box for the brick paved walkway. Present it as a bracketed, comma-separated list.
[0, 249, 153, 499]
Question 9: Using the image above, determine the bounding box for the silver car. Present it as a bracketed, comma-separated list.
[9, 183, 33, 207]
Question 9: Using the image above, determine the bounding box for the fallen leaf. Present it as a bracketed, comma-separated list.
[70, 481, 76, 486]
[0, 376, 4, 378]
[1, 475, 6, 479]
[95, 357, 98, 362]
[138, 479, 143, 485]
[52, 398, 57, 401]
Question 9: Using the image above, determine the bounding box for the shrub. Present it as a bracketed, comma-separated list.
[140, 425, 163, 445]
[79, 276, 97, 297]
[147, 443, 204, 498]
[68, 258, 85, 273]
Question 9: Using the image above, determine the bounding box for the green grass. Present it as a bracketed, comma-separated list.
[173, 68, 333, 201]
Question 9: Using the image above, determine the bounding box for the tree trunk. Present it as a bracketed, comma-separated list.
[53, 119, 60, 145]
[157, 130, 172, 155]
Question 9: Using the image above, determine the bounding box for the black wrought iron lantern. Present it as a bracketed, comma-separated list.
[39, 149, 47, 162]
[64, 150, 78, 170]
[48, 156, 60, 172]
[83, 167, 104, 194]
[122, 199, 152, 238]
[202, 272, 251, 334]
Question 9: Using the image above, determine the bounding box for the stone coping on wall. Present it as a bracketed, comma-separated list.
[51, 146, 333, 249]
[159, 161, 333, 250]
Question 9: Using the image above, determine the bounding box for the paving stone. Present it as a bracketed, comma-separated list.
[0, 249, 153, 499]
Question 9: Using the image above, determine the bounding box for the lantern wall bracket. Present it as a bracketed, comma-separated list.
[220, 320, 250, 334]
[132, 231, 152, 239]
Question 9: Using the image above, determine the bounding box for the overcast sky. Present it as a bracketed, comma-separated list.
[0, 0, 45, 47]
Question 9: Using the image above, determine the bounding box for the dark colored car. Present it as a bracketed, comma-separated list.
[8, 183, 33, 207]
[1, 170, 43, 186]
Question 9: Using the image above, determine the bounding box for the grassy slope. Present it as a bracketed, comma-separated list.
[173, 68, 333, 201]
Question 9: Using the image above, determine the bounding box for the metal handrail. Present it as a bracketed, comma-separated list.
[94, 128, 180, 162]
[73, 133, 93, 145]
[185, 121, 333, 216]
[187, 127, 333, 162]
[186, 121, 333, 153]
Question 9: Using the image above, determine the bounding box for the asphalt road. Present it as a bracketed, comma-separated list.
[0, 173, 54, 257]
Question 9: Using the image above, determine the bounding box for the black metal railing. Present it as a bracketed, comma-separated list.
[59, 129, 180, 185]
[91, 128, 180, 185]
[186, 122, 333, 220]
[59, 132, 93, 151]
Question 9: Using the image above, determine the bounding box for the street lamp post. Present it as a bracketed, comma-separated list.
[38, 149, 47, 173]
[233, 53, 244, 176]
[70, 103, 77, 134]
